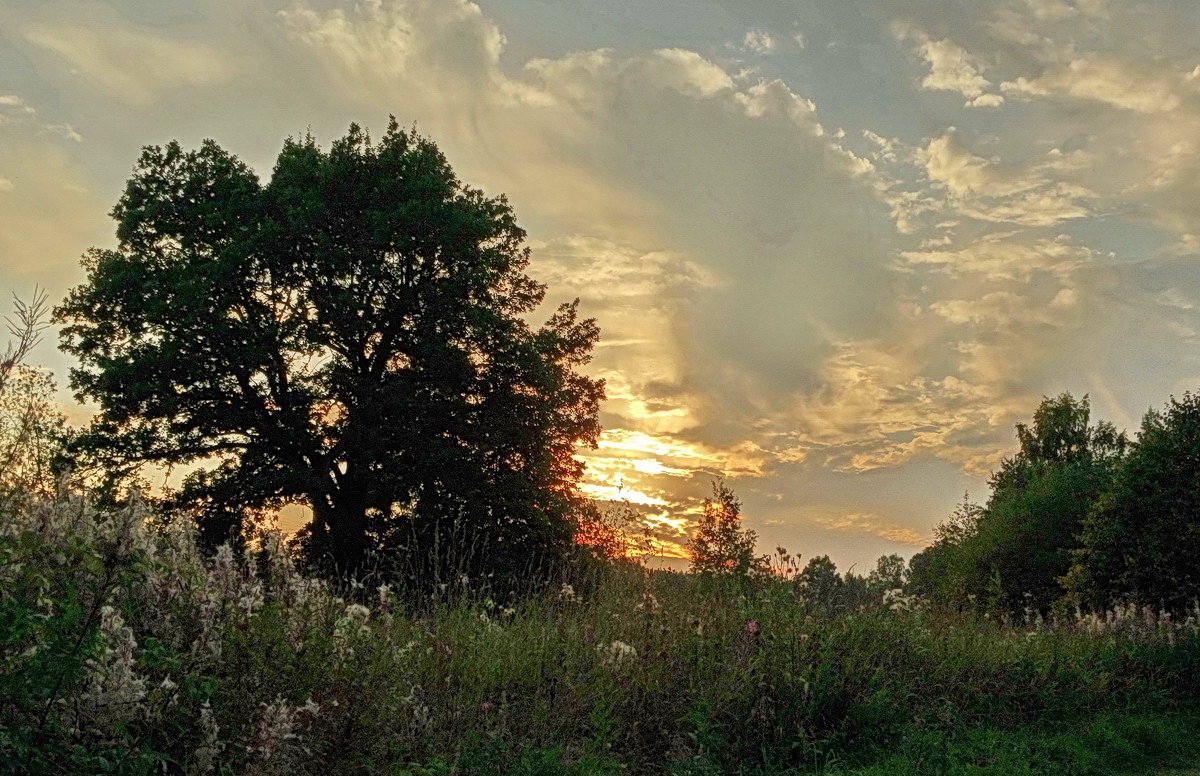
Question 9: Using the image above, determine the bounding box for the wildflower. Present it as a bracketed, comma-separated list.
[248, 696, 302, 762]
[883, 589, 924, 612]
[77, 605, 148, 733]
[559, 583, 580, 603]
[599, 640, 637, 667]
[333, 603, 372, 656]
[635, 591, 661, 612]
[743, 619, 760, 635]
[193, 701, 221, 774]
[343, 602, 371, 623]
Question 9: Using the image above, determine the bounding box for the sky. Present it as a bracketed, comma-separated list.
[3, 0, 1200, 572]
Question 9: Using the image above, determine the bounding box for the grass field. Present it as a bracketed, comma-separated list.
[3, 492, 1200, 775]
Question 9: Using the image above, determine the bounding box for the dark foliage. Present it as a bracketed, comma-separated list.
[1070, 392, 1200, 611]
[909, 394, 1126, 612]
[55, 120, 604, 583]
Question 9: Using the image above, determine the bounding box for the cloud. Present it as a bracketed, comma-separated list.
[0, 92, 82, 142]
[915, 128, 1093, 225]
[1001, 55, 1185, 112]
[742, 29, 775, 53]
[24, 23, 236, 106]
[812, 512, 928, 547]
[896, 24, 1004, 107]
[899, 232, 1094, 281]
[916, 37, 991, 98]
[966, 93, 1004, 107]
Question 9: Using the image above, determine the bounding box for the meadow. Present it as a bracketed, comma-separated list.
[4, 489, 1200, 776]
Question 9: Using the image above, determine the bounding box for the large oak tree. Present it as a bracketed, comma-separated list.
[56, 121, 604, 580]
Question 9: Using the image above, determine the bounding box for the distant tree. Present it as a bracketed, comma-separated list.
[0, 291, 65, 500]
[55, 121, 604, 581]
[1069, 393, 1200, 611]
[841, 570, 875, 610]
[687, 481, 767, 578]
[866, 553, 907, 593]
[0, 290, 47, 395]
[906, 494, 983, 604]
[797, 555, 843, 609]
[574, 502, 654, 562]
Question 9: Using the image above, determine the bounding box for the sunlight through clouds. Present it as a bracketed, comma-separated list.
[4, 0, 1200, 570]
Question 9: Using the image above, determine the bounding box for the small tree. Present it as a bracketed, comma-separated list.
[0, 291, 65, 501]
[906, 494, 983, 604]
[867, 553, 907, 593]
[0, 289, 48, 395]
[687, 481, 767, 578]
[797, 554, 843, 609]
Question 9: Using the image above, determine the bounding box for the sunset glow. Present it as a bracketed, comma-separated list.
[3, 0, 1199, 571]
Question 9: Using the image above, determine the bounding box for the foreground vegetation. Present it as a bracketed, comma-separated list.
[4, 490, 1200, 775]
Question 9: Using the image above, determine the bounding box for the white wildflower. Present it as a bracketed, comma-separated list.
[635, 591, 661, 612]
[599, 640, 638, 667]
[76, 605, 148, 733]
[248, 696, 301, 762]
[333, 602, 372, 656]
[883, 588, 923, 612]
[193, 701, 221, 774]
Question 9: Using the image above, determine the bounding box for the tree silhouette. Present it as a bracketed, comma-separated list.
[687, 481, 766, 578]
[56, 121, 604, 580]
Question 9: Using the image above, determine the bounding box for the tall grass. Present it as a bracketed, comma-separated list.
[3, 489, 1200, 775]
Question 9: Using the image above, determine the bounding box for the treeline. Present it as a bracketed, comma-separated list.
[685, 480, 911, 611]
[681, 391, 1200, 618]
[908, 392, 1200, 614]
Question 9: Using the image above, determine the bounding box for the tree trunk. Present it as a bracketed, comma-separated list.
[311, 493, 369, 577]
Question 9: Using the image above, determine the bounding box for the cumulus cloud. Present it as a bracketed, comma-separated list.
[914, 128, 1093, 225]
[1001, 56, 1185, 112]
[896, 24, 1004, 107]
[916, 37, 991, 98]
